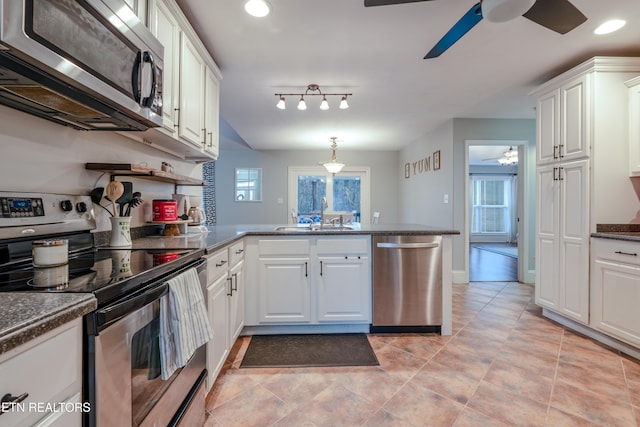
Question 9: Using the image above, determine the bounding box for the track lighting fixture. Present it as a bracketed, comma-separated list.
[275, 84, 352, 111]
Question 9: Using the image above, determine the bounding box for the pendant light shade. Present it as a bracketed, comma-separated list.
[323, 137, 345, 175]
[320, 96, 330, 110]
[276, 95, 286, 109]
[297, 96, 307, 110]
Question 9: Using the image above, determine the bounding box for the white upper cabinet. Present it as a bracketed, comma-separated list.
[535, 74, 589, 165]
[130, 0, 222, 163]
[626, 76, 640, 176]
[178, 33, 205, 147]
[204, 67, 220, 158]
[149, 0, 179, 131]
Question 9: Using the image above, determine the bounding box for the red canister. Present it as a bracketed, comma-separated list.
[152, 199, 178, 221]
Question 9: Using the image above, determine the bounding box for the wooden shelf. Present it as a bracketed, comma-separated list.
[86, 163, 205, 186]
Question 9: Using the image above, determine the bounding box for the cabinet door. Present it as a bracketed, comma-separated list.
[149, 0, 179, 132]
[203, 67, 220, 159]
[536, 164, 560, 309]
[316, 256, 371, 322]
[558, 159, 590, 323]
[229, 260, 245, 342]
[536, 90, 559, 165]
[178, 33, 205, 147]
[628, 78, 640, 176]
[560, 75, 589, 161]
[592, 258, 640, 347]
[206, 274, 229, 390]
[259, 258, 310, 323]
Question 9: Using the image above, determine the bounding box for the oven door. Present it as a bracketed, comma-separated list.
[88, 260, 207, 426]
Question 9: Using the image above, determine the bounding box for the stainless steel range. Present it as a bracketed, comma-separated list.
[0, 192, 208, 426]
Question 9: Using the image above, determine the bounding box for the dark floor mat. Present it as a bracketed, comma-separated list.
[240, 334, 379, 368]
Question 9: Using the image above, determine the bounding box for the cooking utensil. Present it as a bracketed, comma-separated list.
[89, 187, 113, 216]
[105, 181, 124, 217]
[116, 182, 133, 217]
[124, 192, 143, 216]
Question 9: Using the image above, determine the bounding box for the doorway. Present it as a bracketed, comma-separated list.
[465, 141, 527, 282]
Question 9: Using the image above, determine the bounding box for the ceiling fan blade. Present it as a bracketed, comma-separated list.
[522, 0, 587, 34]
[364, 0, 433, 6]
[424, 3, 483, 59]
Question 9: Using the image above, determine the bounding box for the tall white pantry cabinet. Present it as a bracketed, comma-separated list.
[532, 57, 640, 324]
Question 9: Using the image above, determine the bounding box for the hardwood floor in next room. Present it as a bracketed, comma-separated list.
[469, 243, 517, 282]
[204, 282, 640, 426]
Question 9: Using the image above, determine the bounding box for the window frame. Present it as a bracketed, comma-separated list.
[234, 167, 263, 202]
[287, 166, 371, 224]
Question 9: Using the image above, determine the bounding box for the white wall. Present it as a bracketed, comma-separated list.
[399, 118, 537, 283]
[214, 148, 400, 225]
[0, 105, 203, 232]
[398, 120, 454, 228]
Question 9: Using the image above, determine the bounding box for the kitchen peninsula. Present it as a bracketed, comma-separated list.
[131, 223, 458, 336]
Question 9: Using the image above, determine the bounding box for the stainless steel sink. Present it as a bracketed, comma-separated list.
[273, 225, 353, 232]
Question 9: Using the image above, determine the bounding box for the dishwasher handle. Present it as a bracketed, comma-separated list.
[376, 242, 439, 249]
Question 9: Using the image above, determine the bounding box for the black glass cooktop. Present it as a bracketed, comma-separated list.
[0, 248, 201, 306]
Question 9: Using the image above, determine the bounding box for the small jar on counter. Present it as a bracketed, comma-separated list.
[32, 240, 68, 267]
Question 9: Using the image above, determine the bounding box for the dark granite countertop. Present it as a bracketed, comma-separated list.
[0, 293, 96, 355]
[592, 224, 640, 243]
[128, 224, 460, 254]
[591, 232, 640, 243]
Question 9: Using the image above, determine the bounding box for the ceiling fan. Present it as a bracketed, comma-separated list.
[481, 146, 518, 165]
[364, 0, 587, 59]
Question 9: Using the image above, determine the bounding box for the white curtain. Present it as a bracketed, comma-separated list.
[508, 175, 518, 244]
[469, 174, 518, 243]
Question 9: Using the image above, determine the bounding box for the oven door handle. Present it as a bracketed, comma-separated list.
[96, 283, 168, 328]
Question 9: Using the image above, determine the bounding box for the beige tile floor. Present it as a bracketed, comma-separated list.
[205, 282, 640, 426]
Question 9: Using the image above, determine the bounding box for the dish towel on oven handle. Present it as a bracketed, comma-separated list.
[159, 267, 213, 380]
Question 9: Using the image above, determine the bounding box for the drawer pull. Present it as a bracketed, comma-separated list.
[216, 260, 227, 267]
[614, 251, 637, 256]
[1, 392, 29, 415]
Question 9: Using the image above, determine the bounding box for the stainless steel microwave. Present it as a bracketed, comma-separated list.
[0, 0, 163, 131]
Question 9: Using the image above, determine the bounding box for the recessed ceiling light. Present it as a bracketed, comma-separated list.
[594, 19, 626, 35]
[244, 0, 270, 18]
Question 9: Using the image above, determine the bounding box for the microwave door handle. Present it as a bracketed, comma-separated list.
[96, 283, 168, 329]
[141, 51, 156, 108]
[131, 50, 142, 103]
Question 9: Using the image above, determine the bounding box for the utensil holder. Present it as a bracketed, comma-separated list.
[110, 216, 132, 247]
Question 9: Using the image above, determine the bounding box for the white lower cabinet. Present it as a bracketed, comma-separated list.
[0, 319, 82, 427]
[204, 240, 245, 389]
[253, 236, 371, 326]
[591, 238, 640, 348]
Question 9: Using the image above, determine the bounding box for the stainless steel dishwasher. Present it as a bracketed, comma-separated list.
[371, 235, 442, 333]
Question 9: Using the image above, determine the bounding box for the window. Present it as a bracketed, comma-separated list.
[471, 176, 513, 234]
[288, 166, 370, 224]
[235, 168, 262, 202]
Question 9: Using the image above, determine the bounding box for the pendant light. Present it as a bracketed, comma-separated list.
[323, 137, 345, 175]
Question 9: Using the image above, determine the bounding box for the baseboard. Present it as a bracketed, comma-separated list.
[241, 324, 371, 336]
[453, 269, 467, 284]
[542, 308, 640, 360]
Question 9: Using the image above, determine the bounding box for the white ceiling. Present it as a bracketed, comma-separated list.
[176, 0, 640, 152]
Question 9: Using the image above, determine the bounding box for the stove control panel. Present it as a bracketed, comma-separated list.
[0, 197, 45, 218]
[0, 192, 96, 240]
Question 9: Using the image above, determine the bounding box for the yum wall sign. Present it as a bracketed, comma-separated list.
[404, 150, 440, 179]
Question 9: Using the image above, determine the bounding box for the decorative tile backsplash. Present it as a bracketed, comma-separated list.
[203, 161, 216, 224]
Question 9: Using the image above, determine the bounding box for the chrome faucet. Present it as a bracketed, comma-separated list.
[320, 197, 328, 227]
